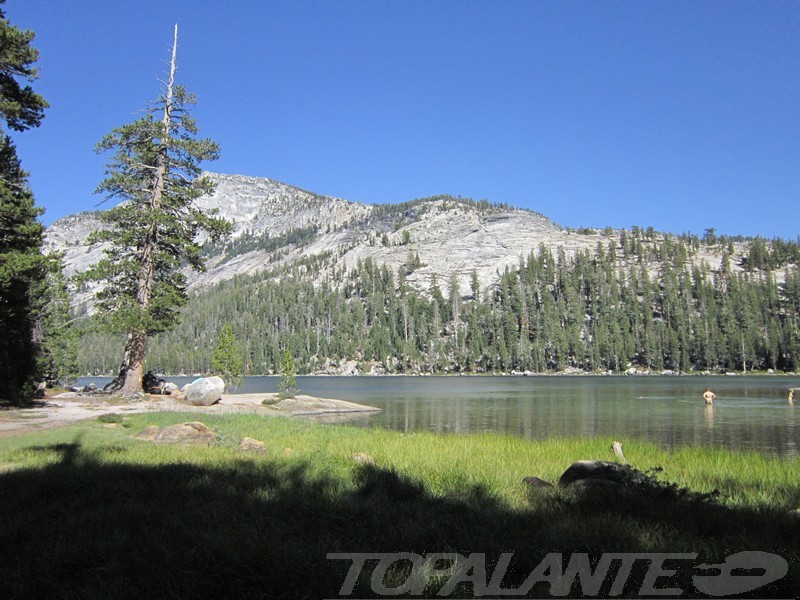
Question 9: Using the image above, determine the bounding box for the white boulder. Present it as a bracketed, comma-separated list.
[184, 376, 225, 406]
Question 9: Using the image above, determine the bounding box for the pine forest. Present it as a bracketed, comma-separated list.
[73, 224, 800, 377]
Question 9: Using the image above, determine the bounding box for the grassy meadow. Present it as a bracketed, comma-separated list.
[0, 412, 797, 598]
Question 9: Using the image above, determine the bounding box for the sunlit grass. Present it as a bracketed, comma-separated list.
[0, 413, 796, 598]
[1, 412, 795, 510]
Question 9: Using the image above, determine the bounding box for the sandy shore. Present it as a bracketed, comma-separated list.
[0, 392, 380, 437]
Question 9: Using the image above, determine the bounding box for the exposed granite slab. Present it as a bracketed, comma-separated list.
[0, 393, 380, 437]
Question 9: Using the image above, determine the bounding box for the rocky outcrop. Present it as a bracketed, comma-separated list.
[521, 461, 637, 494]
[134, 422, 217, 446]
[558, 460, 632, 487]
[133, 425, 160, 441]
[270, 395, 381, 415]
[238, 437, 268, 453]
[45, 171, 757, 309]
[37, 176, 554, 301]
[193, 172, 372, 243]
[555, 459, 719, 503]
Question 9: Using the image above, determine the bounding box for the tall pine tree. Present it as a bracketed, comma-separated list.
[84, 25, 230, 393]
[0, 1, 49, 402]
[212, 322, 244, 391]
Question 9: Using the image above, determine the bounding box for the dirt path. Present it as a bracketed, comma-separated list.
[0, 392, 380, 437]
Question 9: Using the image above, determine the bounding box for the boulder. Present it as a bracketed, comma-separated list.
[567, 478, 645, 500]
[153, 422, 216, 446]
[134, 425, 160, 441]
[558, 460, 631, 487]
[570, 478, 627, 491]
[238, 437, 267, 454]
[352, 452, 375, 465]
[163, 382, 180, 394]
[142, 371, 165, 394]
[184, 376, 225, 406]
[522, 476, 554, 488]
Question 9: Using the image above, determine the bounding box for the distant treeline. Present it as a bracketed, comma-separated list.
[224, 225, 319, 260]
[75, 230, 800, 376]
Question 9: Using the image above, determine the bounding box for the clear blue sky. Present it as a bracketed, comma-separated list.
[8, 0, 800, 239]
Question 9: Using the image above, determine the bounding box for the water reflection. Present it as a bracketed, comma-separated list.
[79, 375, 799, 457]
[314, 375, 800, 458]
[704, 405, 715, 431]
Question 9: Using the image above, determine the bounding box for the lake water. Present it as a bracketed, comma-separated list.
[79, 375, 800, 457]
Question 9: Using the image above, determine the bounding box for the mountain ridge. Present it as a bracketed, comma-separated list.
[51, 172, 800, 376]
[46, 171, 757, 307]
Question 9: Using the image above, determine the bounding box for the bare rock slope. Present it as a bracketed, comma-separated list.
[46, 172, 736, 300]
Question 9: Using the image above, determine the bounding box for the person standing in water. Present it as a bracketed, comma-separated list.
[703, 389, 716, 404]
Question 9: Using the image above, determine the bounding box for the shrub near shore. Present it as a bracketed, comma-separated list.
[0, 413, 797, 598]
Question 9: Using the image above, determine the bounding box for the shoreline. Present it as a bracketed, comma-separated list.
[76, 370, 799, 380]
[0, 392, 380, 438]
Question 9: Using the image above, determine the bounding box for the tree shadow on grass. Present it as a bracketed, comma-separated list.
[0, 399, 49, 411]
[0, 443, 797, 599]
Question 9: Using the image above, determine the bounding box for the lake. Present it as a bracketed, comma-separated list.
[79, 374, 800, 457]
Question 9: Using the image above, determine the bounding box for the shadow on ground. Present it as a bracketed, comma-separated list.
[0, 443, 797, 599]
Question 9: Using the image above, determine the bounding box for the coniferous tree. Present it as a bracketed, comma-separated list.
[74, 221, 800, 378]
[84, 26, 230, 393]
[33, 266, 79, 385]
[212, 322, 244, 390]
[0, 2, 49, 402]
[278, 351, 298, 399]
[0, 137, 46, 400]
[0, 2, 47, 132]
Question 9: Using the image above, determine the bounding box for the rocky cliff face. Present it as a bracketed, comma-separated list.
[193, 173, 372, 240]
[43, 211, 107, 277]
[45, 172, 738, 301]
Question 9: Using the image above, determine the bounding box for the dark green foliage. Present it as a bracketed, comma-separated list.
[0, 7, 48, 401]
[743, 236, 800, 271]
[77, 230, 800, 377]
[96, 413, 124, 424]
[212, 322, 243, 390]
[81, 29, 230, 392]
[214, 225, 319, 260]
[33, 265, 79, 385]
[0, 137, 46, 400]
[83, 86, 230, 337]
[278, 350, 297, 398]
[0, 3, 48, 132]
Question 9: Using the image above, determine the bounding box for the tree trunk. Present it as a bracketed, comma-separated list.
[741, 332, 747, 374]
[120, 330, 147, 394]
[119, 25, 178, 393]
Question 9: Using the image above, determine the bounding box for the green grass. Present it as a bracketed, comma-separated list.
[0, 413, 797, 598]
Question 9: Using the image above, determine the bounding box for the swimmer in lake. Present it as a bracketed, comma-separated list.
[703, 389, 716, 404]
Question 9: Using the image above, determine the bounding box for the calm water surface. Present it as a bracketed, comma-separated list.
[81, 375, 799, 457]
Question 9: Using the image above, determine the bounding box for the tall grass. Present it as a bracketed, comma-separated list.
[0, 413, 797, 598]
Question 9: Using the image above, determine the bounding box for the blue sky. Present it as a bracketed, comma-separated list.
[8, 0, 800, 239]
